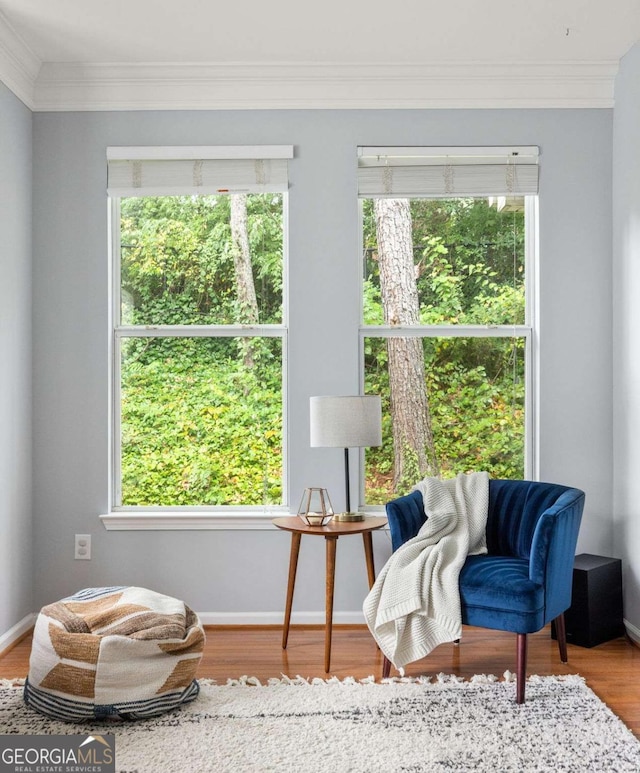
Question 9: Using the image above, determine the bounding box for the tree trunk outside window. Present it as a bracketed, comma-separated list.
[230, 193, 259, 368]
[374, 198, 440, 489]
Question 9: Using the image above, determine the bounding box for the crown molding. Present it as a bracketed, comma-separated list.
[0, 16, 619, 114]
[0, 11, 621, 112]
[31, 60, 618, 112]
[0, 10, 40, 108]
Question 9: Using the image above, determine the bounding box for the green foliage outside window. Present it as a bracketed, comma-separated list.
[117, 194, 527, 507]
[362, 198, 527, 503]
[118, 194, 284, 506]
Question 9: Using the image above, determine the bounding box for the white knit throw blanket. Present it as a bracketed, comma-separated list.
[363, 471, 489, 670]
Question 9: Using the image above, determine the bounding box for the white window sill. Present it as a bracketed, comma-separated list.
[100, 508, 289, 531]
[100, 506, 387, 531]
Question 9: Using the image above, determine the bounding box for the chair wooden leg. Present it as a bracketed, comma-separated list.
[554, 613, 568, 663]
[382, 656, 391, 679]
[516, 633, 527, 704]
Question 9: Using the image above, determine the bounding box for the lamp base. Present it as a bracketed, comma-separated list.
[333, 512, 365, 523]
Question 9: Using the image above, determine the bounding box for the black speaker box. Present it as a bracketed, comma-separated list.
[553, 553, 625, 648]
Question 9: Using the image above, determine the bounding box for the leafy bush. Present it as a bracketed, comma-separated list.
[118, 194, 527, 507]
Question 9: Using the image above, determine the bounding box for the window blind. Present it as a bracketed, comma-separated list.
[357, 146, 539, 198]
[107, 145, 293, 197]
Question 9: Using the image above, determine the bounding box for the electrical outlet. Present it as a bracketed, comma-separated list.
[74, 534, 91, 560]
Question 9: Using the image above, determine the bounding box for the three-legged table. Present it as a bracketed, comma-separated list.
[272, 515, 387, 673]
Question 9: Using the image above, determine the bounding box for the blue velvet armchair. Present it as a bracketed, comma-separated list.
[383, 479, 585, 703]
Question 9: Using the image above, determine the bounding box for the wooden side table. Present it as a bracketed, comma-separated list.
[272, 515, 387, 673]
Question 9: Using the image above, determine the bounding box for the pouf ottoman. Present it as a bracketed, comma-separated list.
[24, 586, 205, 721]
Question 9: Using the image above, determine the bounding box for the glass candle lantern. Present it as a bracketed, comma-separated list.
[297, 487, 334, 526]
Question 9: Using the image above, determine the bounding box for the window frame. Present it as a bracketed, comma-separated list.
[358, 196, 538, 509]
[102, 188, 290, 531]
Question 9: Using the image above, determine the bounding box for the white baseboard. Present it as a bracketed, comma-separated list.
[5, 611, 637, 641]
[0, 611, 365, 642]
[624, 618, 640, 647]
[197, 611, 366, 626]
[0, 613, 36, 655]
[200, 614, 640, 638]
[3, 611, 637, 659]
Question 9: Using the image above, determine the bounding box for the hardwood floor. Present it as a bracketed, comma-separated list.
[2, 625, 639, 735]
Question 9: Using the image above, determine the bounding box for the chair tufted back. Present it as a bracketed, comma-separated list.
[386, 488, 427, 552]
[486, 479, 578, 559]
[386, 478, 584, 563]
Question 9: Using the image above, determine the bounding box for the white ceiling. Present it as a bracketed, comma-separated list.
[0, 0, 639, 111]
[2, 0, 639, 64]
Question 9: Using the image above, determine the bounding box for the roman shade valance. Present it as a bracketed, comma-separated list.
[107, 145, 294, 197]
[357, 146, 539, 198]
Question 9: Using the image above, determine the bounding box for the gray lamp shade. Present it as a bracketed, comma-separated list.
[310, 395, 382, 448]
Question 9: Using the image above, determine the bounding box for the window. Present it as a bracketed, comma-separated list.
[107, 146, 291, 518]
[358, 146, 538, 504]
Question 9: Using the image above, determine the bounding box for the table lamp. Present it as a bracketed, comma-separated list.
[309, 395, 382, 522]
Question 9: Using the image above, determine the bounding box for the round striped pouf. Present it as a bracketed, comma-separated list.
[24, 586, 205, 721]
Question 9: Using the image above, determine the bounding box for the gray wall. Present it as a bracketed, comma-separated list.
[31, 108, 613, 621]
[0, 82, 33, 640]
[613, 42, 640, 638]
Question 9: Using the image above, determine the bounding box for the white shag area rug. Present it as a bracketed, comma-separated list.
[2, 674, 640, 772]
